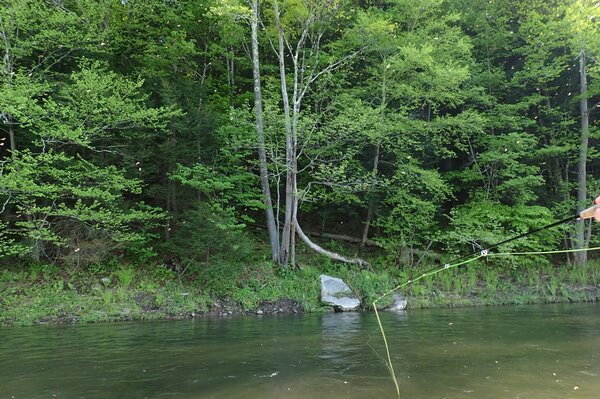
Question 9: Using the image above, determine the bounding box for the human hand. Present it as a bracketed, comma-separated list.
[578, 197, 600, 220]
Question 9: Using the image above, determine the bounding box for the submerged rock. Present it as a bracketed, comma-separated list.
[388, 294, 407, 311]
[319, 274, 360, 311]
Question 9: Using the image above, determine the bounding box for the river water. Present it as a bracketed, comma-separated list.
[1, 303, 599, 398]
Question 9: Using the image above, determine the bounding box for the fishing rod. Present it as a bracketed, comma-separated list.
[372, 201, 600, 399]
[397, 202, 600, 288]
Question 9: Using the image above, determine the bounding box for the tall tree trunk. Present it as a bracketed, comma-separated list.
[251, 0, 280, 262]
[274, 0, 295, 266]
[8, 114, 15, 153]
[290, 174, 298, 267]
[361, 143, 379, 247]
[575, 49, 589, 266]
[361, 63, 386, 247]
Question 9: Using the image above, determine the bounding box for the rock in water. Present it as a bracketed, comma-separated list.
[388, 294, 407, 311]
[320, 274, 360, 311]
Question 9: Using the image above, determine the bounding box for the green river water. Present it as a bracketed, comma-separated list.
[1, 303, 599, 398]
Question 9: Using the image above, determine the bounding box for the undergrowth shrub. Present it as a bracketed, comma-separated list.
[163, 203, 257, 272]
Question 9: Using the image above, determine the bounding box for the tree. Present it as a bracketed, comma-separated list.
[212, 0, 369, 267]
[0, 1, 179, 264]
[444, 0, 600, 264]
[0, 0, 103, 154]
[565, 1, 600, 265]
[511, 0, 600, 265]
[270, 0, 368, 267]
[252, 0, 280, 261]
[302, 0, 476, 265]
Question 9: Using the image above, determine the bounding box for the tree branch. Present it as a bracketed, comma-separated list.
[295, 221, 369, 267]
[299, 49, 361, 102]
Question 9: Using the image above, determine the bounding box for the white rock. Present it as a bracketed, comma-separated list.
[319, 274, 360, 311]
[388, 294, 407, 311]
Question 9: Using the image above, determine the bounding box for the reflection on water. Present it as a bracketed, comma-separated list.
[0, 303, 599, 398]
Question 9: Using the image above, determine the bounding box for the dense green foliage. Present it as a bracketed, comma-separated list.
[1, 0, 600, 295]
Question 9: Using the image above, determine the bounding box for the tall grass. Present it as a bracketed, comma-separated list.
[114, 267, 136, 288]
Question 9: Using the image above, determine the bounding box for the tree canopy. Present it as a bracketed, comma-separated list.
[1, 0, 599, 269]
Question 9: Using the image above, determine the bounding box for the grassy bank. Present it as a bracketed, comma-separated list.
[1, 259, 600, 326]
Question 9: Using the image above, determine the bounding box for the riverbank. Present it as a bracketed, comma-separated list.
[1, 260, 600, 326]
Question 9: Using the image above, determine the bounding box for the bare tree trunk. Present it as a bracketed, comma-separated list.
[251, 0, 280, 262]
[361, 62, 386, 247]
[575, 49, 589, 266]
[361, 143, 379, 247]
[230, 49, 235, 89]
[290, 175, 297, 267]
[165, 181, 172, 241]
[274, 0, 295, 266]
[290, 220, 296, 267]
[8, 115, 15, 152]
[295, 222, 369, 268]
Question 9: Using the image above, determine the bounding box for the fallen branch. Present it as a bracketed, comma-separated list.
[305, 230, 382, 247]
[295, 221, 370, 268]
[249, 223, 380, 247]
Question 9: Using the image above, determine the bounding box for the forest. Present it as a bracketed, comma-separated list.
[1, 0, 600, 323]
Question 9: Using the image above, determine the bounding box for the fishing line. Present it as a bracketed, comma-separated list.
[429, 213, 579, 269]
[371, 210, 599, 398]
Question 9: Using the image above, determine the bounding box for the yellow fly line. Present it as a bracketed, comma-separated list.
[371, 245, 600, 399]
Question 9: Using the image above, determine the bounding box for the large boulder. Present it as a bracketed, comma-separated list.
[320, 274, 360, 311]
